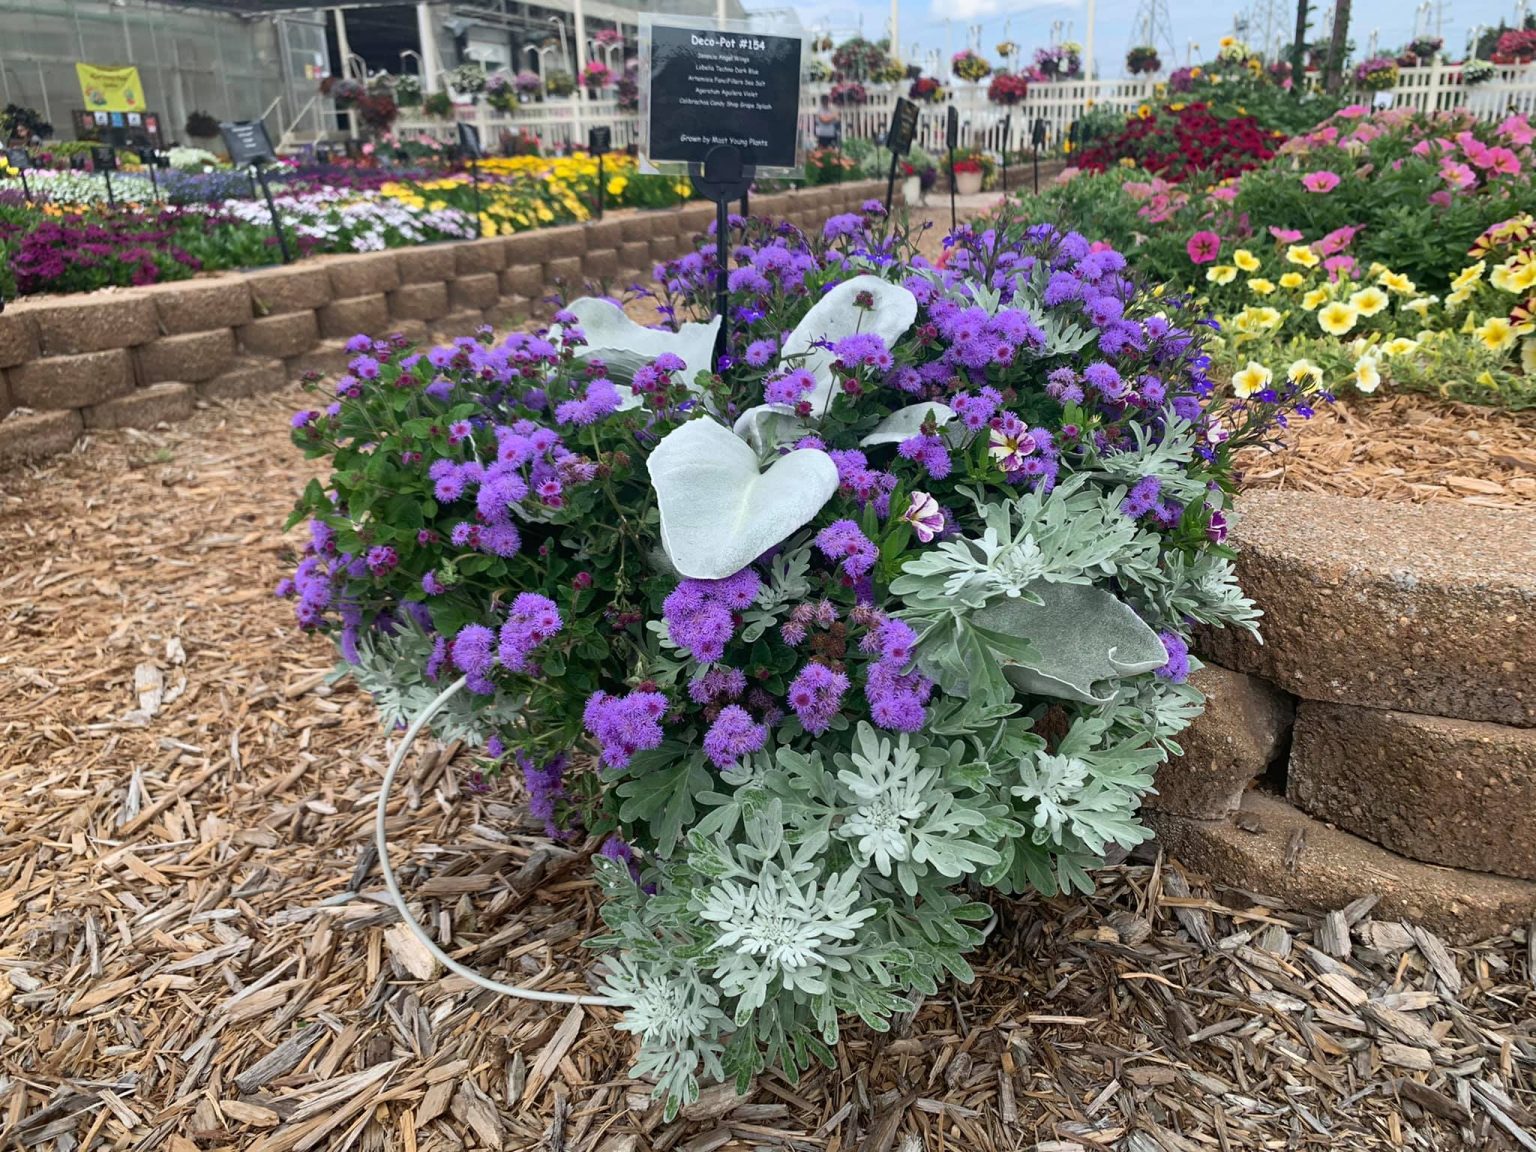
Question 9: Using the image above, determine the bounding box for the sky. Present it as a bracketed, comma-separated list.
[770, 0, 1531, 78]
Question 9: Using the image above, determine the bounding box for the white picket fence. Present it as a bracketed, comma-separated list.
[388, 62, 1536, 159]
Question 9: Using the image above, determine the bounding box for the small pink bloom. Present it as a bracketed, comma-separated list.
[1323, 255, 1358, 281]
[1440, 160, 1476, 189]
[1338, 104, 1369, 119]
[1428, 189, 1453, 208]
[1486, 146, 1522, 175]
[1301, 170, 1341, 193]
[1210, 185, 1238, 202]
[1268, 226, 1304, 244]
[1186, 230, 1221, 264]
[1316, 224, 1361, 256]
[1498, 113, 1535, 146]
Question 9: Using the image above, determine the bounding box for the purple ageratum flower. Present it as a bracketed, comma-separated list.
[422, 571, 450, 596]
[448, 420, 473, 445]
[864, 659, 933, 732]
[688, 666, 748, 704]
[344, 334, 374, 354]
[743, 338, 778, 368]
[662, 570, 761, 664]
[702, 705, 768, 769]
[765, 367, 816, 407]
[583, 689, 669, 769]
[498, 592, 563, 672]
[425, 377, 454, 402]
[451, 624, 498, 694]
[901, 491, 945, 543]
[786, 662, 849, 735]
[815, 520, 878, 580]
[365, 545, 398, 576]
[519, 751, 568, 838]
[952, 387, 1002, 430]
[823, 212, 864, 239]
[1121, 475, 1163, 520]
[598, 834, 644, 884]
[1155, 631, 1191, 683]
[897, 432, 952, 479]
[1082, 362, 1126, 401]
[554, 378, 622, 426]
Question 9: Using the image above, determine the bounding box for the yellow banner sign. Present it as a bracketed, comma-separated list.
[76, 63, 144, 113]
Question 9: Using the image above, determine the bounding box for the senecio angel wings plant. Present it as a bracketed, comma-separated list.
[282, 201, 1297, 1114]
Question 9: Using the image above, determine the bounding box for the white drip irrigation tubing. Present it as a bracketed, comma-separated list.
[374, 674, 619, 1006]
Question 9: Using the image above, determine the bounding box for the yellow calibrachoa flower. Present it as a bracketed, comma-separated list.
[1478, 370, 1500, 388]
[1286, 245, 1320, 268]
[1287, 358, 1324, 389]
[1137, 104, 1152, 119]
[1378, 270, 1415, 295]
[1402, 295, 1436, 317]
[1231, 360, 1272, 398]
[1491, 258, 1536, 294]
[1352, 356, 1381, 393]
[1169, 101, 1187, 112]
[1206, 265, 1237, 285]
[1247, 277, 1275, 295]
[1301, 287, 1332, 311]
[1350, 287, 1390, 317]
[1233, 248, 1261, 272]
[1318, 301, 1359, 335]
[1475, 316, 1520, 352]
[607, 176, 628, 196]
[1451, 261, 1487, 291]
[1382, 337, 1419, 357]
[1279, 272, 1305, 290]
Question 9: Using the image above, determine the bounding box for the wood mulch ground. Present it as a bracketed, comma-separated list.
[1, 385, 1533, 1152]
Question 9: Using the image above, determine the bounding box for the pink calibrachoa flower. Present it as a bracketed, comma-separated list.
[1441, 160, 1477, 190]
[1323, 254, 1358, 281]
[1316, 224, 1362, 256]
[1485, 146, 1522, 176]
[1268, 226, 1304, 244]
[1187, 230, 1221, 264]
[1428, 189, 1454, 208]
[1338, 103, 1370, 119]
[1498, 113, 1535, 146]
[1209, 185, 1239, 202]
[901, 491, 945, 543]
[1301, 170, 1341, 193]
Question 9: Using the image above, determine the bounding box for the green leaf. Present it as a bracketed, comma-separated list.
[616, 751, 713, 857]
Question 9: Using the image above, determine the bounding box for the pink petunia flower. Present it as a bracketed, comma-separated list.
[1323, 254, 1358, 281]
[1315, 224, 1361, 256]
[1301, 170, 1341, 193]
[1486, 146, 1522, 175]
[1209, 185, 1239, 202]
[1440, 160, 1476, 189]
[1268, 226, 1304, 244]
[1186, 230, 1221, 264]
[1428, 189, 1453, 208]
[1338, 104, 1370, 119]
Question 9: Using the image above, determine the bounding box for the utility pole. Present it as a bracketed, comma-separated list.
[1323, 0, 1350, 90]
[1291, 0, 1310, 89]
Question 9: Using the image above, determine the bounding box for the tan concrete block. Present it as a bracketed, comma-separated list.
[1289, 702, 1536, 880]
[455, 237, 507, 275]
[246, 266, 333, 315]
[395, 246, 459, 284]
[238, 311, 319, 359]
[500, 265, 545, 298]
[138, 329, 236, 384]
[83, 382, 196, 430]
[544, 256, 583, 286]
[583, 218, 625, 251]
[318, 294, 390, 339]
[1200, 492, 1536, 727]
[286, 341, 354, 380]
[9, 348, 133, 409]
[21, 296, 158, 356]
[582, 248, 620, 280]
[0, 313, 37, 368]
[1144, 665, 1294, 821]
[200, 358, 287, 400]
[618, 241, 652, 273]
[1146, 791, 1536, 945]
[326, 252, 400, 298]
[144, 277, 253, 334]
[387, 283, 450, 322]
[0, 409, 82, 468]
[449, 273, 500, 312]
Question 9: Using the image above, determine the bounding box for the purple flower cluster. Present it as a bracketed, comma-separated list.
[584, 689, 669, 769]
[1156, 631, 1190, 683]
[519, 752, 568, 838]
[498, 592, 563, 672]
[703, 705, 768, 768]
[663, 570, 761, 664]
[815, 520, 879, 580]
[554, 377, 622, 425]
[860, 617, 933, 731]
[787, 663, 849, 734]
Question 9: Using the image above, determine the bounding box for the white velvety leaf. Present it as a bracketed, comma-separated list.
[972, 582, 1168, 705]
[647, 418, 839, 579]
[859, 402, 956, 447]
[557, 298, 719, 400]
[780, 276, 918, 418]
[732, 404, 809, 457]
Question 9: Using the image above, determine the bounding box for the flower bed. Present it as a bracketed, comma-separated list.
[1008, 106, 1536, 408]
[279, 201, 1304, 1113]
[0, 153, 692, 299]
[1074, 102, 1284, 182]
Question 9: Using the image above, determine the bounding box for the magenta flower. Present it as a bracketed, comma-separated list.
[1186, 230, 1221, 264]
[1440, 160, 1476, 190]
[1315, 224, 1361, 256]
[1268, 226, 1304, 244]
[1301, 170, 1341, 193]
